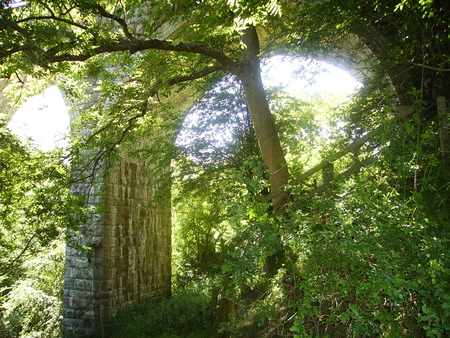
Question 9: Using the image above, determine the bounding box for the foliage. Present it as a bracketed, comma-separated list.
[176, 74, 253, 165]
[285, 168, 449, 337]
[172, 72, 266, 290]
[271, 89, 352, 180]
[209, 126, 449, 337]
[0, 120, 84, 336]
[210, 76, 448, 337]
[100, 294, 214, 338]
[0, 122, 83, 280]
[1, 240, 65, 337]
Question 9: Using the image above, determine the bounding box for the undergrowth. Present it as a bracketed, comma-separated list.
[98, 294, 214, 337]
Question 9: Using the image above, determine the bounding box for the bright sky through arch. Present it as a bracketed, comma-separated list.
[262, 55, 362, 97]
[8, 56, 361, 152]
[177, 55, 362, 156]
[4, 0, 27, 9]
[7, 85, 70, 151]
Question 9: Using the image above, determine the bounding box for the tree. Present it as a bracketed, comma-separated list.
[1, 241, 65, 337]
[0, 0, 292, 208]
[1, 0, 448, 207]
[0, 121, 83, 280]
[0, 120, 84, 336]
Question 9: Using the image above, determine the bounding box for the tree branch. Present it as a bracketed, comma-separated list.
[45, 39, 239, 74]
[80, 64, 224, 147]
[17, 15, 89, 30]
[0, 46, 24, 59]
[69, 64, 225, 184]
[407, 60, 450, 72]
[0, 232, 37, 276]
[88, 3, 136, 41]
[167, 64, 226, 87]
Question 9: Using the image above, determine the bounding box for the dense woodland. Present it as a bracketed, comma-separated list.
[0, 0, 449, 336]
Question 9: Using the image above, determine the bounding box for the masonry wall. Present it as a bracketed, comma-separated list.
[63, 159, 171, 337]
[102, 160, 171, 313]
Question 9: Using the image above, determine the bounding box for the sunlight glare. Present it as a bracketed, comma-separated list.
[7, 85, 70, 151]
[263, 55, 362, 96]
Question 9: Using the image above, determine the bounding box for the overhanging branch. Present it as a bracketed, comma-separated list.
[88, 3, 135, 41]
[44, 39, 239, 74]
[17, 15, 89, 30]
[0, 46, 24, 59]
[407, 60, 450, 72]
[70, 64, 225, 180]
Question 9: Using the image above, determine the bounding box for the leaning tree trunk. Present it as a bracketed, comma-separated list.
[238, 27, 290, 209]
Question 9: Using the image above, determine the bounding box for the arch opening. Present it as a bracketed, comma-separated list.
[7, 85, 70, 152]
[171, 54, 363, 291]
[175, 55, 362, 164]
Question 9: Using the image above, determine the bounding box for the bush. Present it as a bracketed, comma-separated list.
[1, 281, 62, 338]
[286, 176, 450, 337]
[0, 241, 64, 337]
[102, 294, 214, 337]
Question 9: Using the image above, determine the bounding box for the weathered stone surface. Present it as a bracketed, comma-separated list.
[63, 159, 171, 337]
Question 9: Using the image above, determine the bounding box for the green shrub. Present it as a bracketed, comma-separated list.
[287, 176, 450, 337]
[103, 294, 214, 337]
[1, 281, 62, 338]
[0, 241, 64, 337]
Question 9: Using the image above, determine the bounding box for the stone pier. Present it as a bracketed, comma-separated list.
[63, 158, 171, 336]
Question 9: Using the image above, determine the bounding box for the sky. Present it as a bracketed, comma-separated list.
[7, 57, 361, 151]
[263, 55, 361, 97]
[5, 0, 27, 9]
[7, 85, 70, 151]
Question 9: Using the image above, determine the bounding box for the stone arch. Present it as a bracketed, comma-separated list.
[60, 28, 390, 337]
[56, 10, 448, 337]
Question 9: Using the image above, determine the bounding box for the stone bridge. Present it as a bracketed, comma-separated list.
[63, 32, 448, 337]
[62, 81, 198, 336]
[61, 45, 376, 338]
[2, 5, 447, 336]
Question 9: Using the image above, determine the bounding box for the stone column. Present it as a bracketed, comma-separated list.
[63, 155, 172, 337]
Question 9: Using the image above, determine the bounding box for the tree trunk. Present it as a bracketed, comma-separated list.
[437, 96, 450, 164]
[238, 27, 290, 209]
